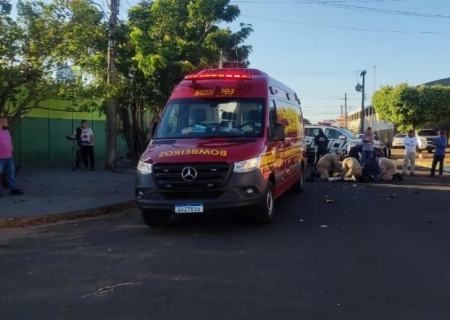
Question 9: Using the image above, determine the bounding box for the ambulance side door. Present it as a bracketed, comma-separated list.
[268, 100, 285, 186]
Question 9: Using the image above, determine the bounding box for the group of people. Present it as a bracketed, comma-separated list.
[0, 118, 96, 197]
[308, 126, 447, 183]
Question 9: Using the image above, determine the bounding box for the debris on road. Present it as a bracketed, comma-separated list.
[82, 282, 139, 298]
[388, 193, 397, 198]
[326, 199, 335, 203]
[320, 225, 328, 228]
[425, 220, 432, 223]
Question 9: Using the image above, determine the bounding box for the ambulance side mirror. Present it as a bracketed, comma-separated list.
[271, 123, 285, 141]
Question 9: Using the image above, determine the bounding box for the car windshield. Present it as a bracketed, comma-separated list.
[340, 128, 358, 139]
[155, 98, 265, 139]
[418, 130, 437, 136]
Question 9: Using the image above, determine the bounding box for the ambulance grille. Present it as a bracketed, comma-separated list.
[153, 163, 231, 189]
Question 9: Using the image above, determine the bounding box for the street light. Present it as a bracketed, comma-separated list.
[355, 70, 367, 134]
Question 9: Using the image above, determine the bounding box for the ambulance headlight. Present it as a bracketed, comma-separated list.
[234, 156, 262, 173]
[137, 161, 152, 174]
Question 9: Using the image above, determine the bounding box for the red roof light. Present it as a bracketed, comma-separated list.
[185, 73, 253, 80]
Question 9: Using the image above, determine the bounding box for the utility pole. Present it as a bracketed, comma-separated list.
[373, 65, 376, 93]
[219, 49, 224, 68]
[360, 70, 367, 134]
[344, 92, 348, 129]
[105, 0, 119, 170]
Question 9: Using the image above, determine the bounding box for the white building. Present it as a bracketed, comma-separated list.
[346, 105, 395, 144]
[55, 65, 75, 81]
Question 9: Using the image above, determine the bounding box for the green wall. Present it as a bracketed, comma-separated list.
[11, 99, 128, 164]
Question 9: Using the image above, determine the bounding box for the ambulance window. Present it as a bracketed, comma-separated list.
[269, 100, 277, 131]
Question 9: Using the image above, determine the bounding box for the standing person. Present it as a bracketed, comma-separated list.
[374, 131, 380, 141]
[402, 130, 418, 176]
[72, 120, 95, 171]
[360, 127, 374, 165]
[313, 129, 328, 168]
[0, 118, 23, 196]
[428, 130, 447, 178]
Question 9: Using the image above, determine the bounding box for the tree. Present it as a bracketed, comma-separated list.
[0, 0, 103, 131]
[303, 118, 311, 125]
[372, 83, 450, 132]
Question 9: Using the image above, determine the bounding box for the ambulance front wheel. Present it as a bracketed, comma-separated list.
[254, 181, 275, 224]
[141, 210, 170, 227]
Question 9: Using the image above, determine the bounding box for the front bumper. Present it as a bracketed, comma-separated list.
[135, 169, 267, 214]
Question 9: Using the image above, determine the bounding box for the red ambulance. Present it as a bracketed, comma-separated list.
[136, 68, 307, 227]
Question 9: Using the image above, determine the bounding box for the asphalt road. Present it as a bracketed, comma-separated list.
[1, 167, 450, 320]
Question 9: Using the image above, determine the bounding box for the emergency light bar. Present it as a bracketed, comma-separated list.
[185, 73, 253, 80]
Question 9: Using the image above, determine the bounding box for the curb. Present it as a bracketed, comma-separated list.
[0, 200, 136, 229]
[416, 162, 450, 173]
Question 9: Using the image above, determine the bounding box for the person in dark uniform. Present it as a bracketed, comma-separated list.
[314, 129, 328, 168]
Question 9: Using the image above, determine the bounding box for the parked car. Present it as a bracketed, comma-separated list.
[416, 129, 438, 153]
[392, 134, 406, 148]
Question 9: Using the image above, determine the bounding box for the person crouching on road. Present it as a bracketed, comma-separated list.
[341, 156, 362, 181]
[314, 129, 329, 169]
[310, 151, 343, 181]
[361, 153, 382, 182]
[380, 158, 403, 181]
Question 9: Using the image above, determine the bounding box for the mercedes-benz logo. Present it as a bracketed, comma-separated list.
[181, 166, 197, 182]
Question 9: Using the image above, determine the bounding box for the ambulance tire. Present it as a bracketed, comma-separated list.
[141, 210, 170, 227]
[254, 181, 275, 224]
[291, 172, 304, 193]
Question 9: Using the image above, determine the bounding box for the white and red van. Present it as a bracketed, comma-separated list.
[136, 68, 307, 227]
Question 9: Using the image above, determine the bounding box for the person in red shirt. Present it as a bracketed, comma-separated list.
[0, 118, 23, 196]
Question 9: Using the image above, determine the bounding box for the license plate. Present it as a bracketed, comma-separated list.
[174, 203, 204, 213]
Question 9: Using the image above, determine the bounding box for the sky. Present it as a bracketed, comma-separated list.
[8, 0, 450, 123]
[221, 0, 450, 123]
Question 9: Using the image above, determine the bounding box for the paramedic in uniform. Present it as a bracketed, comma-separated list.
[380, 157, 401, 181]
[311, 151, 343, 181]
[314, 129, 328, 168]
[341, 156, 362, 181]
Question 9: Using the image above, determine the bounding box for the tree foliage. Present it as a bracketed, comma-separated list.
[1, 0, 254, 158]
[372, 83, 450, 132]
[0, 0, 103, 130]
[303, 118, 311, 124]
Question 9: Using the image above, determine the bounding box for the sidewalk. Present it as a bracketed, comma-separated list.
[394, 153, 450, 173]
[1, 161, 135, 225]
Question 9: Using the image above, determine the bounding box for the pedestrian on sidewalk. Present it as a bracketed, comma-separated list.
[428, 130, 447, 178]
[0, 118, 23, 196]
[72, 120, 95, 171]
[360, 127, 374, 165]
[402, 129, 418, 176]
[313, 129, 328, 169]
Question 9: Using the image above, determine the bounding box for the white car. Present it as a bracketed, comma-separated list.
[392, 134, 406, 148]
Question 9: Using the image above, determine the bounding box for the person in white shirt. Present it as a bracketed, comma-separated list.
[402, 130, 418, 176]
[71, 120, 95, 171]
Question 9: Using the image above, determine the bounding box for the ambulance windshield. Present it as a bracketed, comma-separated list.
[155, 98, 265, 139]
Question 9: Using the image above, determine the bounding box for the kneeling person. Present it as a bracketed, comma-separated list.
[380, 158, 402, 181]
[342, 156, 362, 181]
[362, 154, 382, 182]
[310, 151, 343, 181]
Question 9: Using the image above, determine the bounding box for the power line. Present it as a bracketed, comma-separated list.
[235, 0, 449, 19]
[306, 1, 450, 19]
[240, 14, 450, 35]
